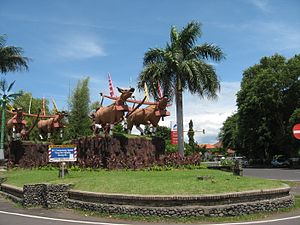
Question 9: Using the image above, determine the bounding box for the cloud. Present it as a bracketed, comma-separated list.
[256, 22, 300, 51]
[212, 20, 300, 52]
[56, 35, 106, 60]
[248, 0, 270, 12]
[158, 81, 240, 144]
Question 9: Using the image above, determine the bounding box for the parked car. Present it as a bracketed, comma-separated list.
[271, 156, 290, 167]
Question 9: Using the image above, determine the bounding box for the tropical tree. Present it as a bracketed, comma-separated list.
[237, 54, 300, 160]
[0, 35, 29, 74]
[138, 21, 224, 155]
[220, 54, 300, 161]
[187, 119, 195, 148]
[155, 126, 171, 140]
[67, 77, 92, 139]
[218, 113, 239, 152]
[0, 79, 21, 159]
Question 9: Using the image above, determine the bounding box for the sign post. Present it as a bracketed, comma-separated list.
[48, 145, 77, 178]
[292, 124, 300, 140]
[170, 121, 178, 145]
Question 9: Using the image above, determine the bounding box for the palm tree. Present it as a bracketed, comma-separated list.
[138, 21, 225, 155]
[0, 80, 21, 160]
[0, 35, 29, 74]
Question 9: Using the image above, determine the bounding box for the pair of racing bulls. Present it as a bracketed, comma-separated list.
[91, 87, 170, 135]
[6, 108, 67, 141]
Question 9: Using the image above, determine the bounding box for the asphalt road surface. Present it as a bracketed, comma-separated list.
[243, 168, 300, 196]
[243, 168, 300, 181]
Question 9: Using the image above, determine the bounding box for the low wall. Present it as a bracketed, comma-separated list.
[23, 184, 71, 208]
[68, 187, 291, 207]
[0, 183, 294, 217]
[0, 183, 23, 203]
[67, 195, 293, 217]
[0, 183, 71, 208]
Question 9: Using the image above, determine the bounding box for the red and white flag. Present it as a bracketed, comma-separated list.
[108, 73, 115, 97]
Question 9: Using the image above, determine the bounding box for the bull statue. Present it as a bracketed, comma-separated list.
[126, 96, 169, 135]
[7, 108, 41, 140]
[92, 87, 135, 134]
[37, 111, 67, 139]
[7, 108, 27, 140]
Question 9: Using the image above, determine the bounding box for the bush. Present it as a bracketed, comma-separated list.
[165, 140, 178, 154]
[156, 152, 201, 168]
[220, 158, 234, 167]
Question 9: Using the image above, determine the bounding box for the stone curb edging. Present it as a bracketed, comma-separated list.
[66, 195, 294, 217]
[0, 183, 23, 204]
[0, 183, 295, 217]
[68, 186, 291, 207]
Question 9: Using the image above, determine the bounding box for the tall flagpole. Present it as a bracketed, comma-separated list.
[108, 73, 115, 97]
[42, 97, 46, 116]
[28, 95, 32, 114]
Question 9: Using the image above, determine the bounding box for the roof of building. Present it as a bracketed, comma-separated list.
[199, 144, 216, 149]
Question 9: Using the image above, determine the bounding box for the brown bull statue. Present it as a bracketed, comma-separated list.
[7, 108, 41, 140]
[7, 108, 27, 140]
[38, 111, 67, 139]
[126, 96, 170, 135]
[92, 87, 135, 134]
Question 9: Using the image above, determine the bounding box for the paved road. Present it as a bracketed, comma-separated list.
[243, 168, 300, 181]
[243, 168, 300, 196]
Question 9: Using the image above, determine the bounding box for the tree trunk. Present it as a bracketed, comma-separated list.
[0, 102, 6, 160]
[176, 79, 184, 156]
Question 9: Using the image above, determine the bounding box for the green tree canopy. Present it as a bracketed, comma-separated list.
[188, 119, 195, 147]
[67, 77, 92, 139]
[0, 35, 29, 74]
[138, 21, 224, 155]
[218, 113, 239, 152]
[13, 91, 49, 115]
[155, 126, 171, 140]
[220, 54, 300, 160]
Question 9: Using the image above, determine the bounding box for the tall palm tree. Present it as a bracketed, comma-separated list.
[0, 80, 21, 160]
[138, 21, 225, 155]
[0, 35, 29, 74]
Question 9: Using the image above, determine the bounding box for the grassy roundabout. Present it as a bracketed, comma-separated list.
[1, 168, 286, 195]
[1, 168, 299, 223]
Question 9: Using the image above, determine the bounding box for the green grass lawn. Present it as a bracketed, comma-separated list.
[1, 168, 286, 195]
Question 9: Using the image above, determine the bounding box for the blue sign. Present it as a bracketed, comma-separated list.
[48, 145, 77, 162]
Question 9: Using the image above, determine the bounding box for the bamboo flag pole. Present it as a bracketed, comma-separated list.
[28, 95, 32, 114]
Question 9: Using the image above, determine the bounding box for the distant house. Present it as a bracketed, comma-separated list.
[214, 141, 222, 148]
[199, 144, 216, 149]
[199, 141, 236, 160]
[199, 143, 220, 160]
